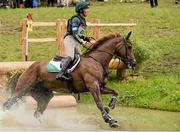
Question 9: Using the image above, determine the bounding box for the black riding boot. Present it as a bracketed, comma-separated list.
[56, 56, 72, 80]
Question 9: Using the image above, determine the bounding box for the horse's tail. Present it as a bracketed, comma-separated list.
[8, 72, 22, 95]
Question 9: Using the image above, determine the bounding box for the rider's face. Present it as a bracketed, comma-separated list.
[81, 9, 89, 17]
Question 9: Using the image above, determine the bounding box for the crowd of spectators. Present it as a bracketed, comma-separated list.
[0, 0, 179, 9]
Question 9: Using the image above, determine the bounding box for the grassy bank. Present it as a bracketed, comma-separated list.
[0, 0, 180, 111]
[79, 73, 180, 112]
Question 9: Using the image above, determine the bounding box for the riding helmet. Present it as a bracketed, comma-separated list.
[75, 2, 90, 13]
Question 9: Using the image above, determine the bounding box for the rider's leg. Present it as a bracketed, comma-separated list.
[56, 56, 72, 79]
[56, 35, 76, 79]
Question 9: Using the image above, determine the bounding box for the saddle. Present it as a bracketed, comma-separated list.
[46, 54, 80, 93]
[47, 54, 80, 74]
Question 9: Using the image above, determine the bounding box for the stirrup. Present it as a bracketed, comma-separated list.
[56, 74, 71, 81]
[56, 72, 64, 80]
[61, 75, 71, 80]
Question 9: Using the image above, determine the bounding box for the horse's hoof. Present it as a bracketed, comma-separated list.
[109, 122, 119, 128]
[34, 111, 42, 119]
[34, 112, 42, 123]
[37, 117, 42, 124]
[104, 107, 110, 114]
[3, 103, 10, 111]
[109, 119, 119, 128]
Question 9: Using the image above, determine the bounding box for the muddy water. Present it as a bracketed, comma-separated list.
[0, 75, 180, 131]
[0, 104, 179, 131]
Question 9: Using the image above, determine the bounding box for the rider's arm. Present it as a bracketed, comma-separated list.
[71, 17, 86, 44]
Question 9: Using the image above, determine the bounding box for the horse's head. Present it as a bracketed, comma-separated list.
[115, 32, 136, 69]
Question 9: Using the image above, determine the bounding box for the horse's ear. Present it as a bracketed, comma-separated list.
[126, 31, 132, 40]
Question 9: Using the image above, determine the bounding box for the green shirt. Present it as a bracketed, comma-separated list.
[65, 14, 87, 44]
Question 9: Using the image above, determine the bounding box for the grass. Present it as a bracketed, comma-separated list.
[78, 73, 180, 112]
[0, 0, 180, 111]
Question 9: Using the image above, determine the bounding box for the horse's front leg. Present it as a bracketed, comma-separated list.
[100, 86, 118, 110]
[85, 77, 118, 128]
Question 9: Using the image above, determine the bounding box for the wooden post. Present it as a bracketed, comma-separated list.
[56, 19, 66, 56]
[56, 19, 62, 56]
[61, 19, 67, 56]
[117, 69, 126, 79]
[21, 18, 28, 61]
[95, 19, 101, 39]
[128, 19, 134, 32]
[91, 19, 101, 40]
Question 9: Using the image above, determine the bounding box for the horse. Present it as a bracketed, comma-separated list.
[3, 32, 136, 128]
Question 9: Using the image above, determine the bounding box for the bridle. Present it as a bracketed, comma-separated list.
[82, 37, 134, 68]
[115, 37, 134, 69]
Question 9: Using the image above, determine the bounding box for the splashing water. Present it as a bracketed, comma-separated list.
[0, 75, 180, 131]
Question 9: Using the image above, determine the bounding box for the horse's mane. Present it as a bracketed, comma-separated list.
[86, 33, 122, 53]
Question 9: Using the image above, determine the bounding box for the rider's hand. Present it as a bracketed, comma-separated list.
[84, 37, 91, 42]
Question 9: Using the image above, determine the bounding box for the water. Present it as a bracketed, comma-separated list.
[0, 75, 180, 131]
[0, 104, 179, 131]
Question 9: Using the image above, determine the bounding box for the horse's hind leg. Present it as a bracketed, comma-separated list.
[30, 85, 53, 119]
[3, 96, 23, 111]
[3, 65, 38, 111]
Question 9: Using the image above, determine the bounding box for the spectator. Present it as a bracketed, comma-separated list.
[149, 0, 158, 7]
[175, 0, 179, 4]
[47, 0, 54, 7]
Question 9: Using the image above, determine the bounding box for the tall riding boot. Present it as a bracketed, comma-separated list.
[56, 56, 72, 80]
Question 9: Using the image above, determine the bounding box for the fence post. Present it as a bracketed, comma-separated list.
[91, 19, 101, 40]
[21, 18, 28, 61]
[56, 19, 67, 56]
[61, 19, 67, 56]
[128, 19, 134, 32]
[56, 19, 62, 56]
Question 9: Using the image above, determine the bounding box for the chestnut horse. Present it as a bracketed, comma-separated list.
[3, 32, 136, 128]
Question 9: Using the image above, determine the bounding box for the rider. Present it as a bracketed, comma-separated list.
[56, 1, 91, 80]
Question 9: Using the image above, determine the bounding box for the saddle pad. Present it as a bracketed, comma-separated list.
[47, 60, 62, 73]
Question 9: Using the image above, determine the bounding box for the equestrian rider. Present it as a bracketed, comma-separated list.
[56, 1, 90, 79]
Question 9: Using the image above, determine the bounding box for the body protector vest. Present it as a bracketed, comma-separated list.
[65, 14, 87, 44]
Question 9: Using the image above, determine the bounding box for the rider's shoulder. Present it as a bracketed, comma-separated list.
[71, 16, 81, 24]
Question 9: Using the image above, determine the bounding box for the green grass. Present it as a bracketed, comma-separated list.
[0, 0, 180, 111]
[0, 0, 179, 69]
[78, 73, 180, 112]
